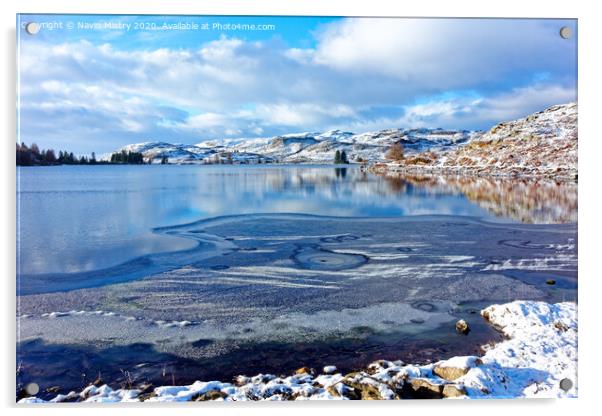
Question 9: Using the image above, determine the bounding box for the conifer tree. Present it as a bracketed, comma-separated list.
[341, 150, 349, 164]
[45, 149, 57, 164]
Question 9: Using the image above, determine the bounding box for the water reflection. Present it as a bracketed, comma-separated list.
[335, 167, 347, 179]
[381, 174, 577, 224]
[17, 165, 576, 275]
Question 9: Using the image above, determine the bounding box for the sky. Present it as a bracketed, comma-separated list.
[17, 15, 577, 155]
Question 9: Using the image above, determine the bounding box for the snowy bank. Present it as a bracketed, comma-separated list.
[18, 300, 577, 402]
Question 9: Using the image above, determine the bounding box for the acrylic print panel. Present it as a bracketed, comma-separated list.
[16, 14, 577, 402]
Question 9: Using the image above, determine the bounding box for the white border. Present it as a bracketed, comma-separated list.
[2, 1, 600, 415]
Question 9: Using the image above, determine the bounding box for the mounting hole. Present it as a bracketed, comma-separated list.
[559, 378, 573, 391]
[559, 26, 572, 40]
[25, 382, 39, 395]
[25, 22, 40, 35]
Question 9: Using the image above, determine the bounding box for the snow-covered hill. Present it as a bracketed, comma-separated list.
[109, 103, 575, 171]
[109, 128, 474, 164]
[440, 103, 577, 175]
[374, 103, 578, 178]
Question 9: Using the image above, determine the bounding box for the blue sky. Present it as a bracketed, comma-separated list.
[17, 15, 577, 154]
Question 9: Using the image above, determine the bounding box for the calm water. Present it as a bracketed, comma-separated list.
[17, 164, 576, 278]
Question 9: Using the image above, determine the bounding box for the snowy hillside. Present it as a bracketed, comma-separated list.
[440, 103, 577, 175]
[109, 128, 474, 165]
[109, 103, 575, 170]
[117, 141, 272, 164]
[376, 103, 578, 177]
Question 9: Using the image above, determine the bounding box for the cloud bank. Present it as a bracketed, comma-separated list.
[18, 17, 577, 153]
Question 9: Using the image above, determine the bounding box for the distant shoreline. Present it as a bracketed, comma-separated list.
[16, 161, 358, 167]
[367, 163, 578, 181]
[16, 161, 578, 182]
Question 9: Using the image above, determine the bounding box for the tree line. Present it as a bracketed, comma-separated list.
[16, 142, 145, 166]
[109, 150, 144, 164]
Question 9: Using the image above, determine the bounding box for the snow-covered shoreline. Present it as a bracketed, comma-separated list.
[19, 300, 577, 402]
[369, 163, 578, 180]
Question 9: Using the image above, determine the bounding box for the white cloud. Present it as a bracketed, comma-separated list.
[252, 103, 357, 127]
[340, 83, 576, 132]
[471, 84, 577, 122]
[312, 18, 575, 89]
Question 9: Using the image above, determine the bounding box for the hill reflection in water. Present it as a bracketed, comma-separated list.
[381, 174, 576, 224]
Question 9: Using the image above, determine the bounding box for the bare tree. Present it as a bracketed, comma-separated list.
[386, 143, 404, 161]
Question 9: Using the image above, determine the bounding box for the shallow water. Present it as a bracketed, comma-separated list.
[16, 165, 578, 397]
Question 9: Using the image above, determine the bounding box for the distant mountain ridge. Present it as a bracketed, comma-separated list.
[110, 128, 476, 164]
[109, 103, 577, 172]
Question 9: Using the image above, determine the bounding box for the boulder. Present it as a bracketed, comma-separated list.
[294, 367, 313, 375]
[442, 384, 467, 398]
[136, 382, 155, 401]
[433, 365, 470, 381]
[45, 386, 61, 394]
[408, 378, 443, 399]
[455, 319, 470, 334]
[360, 384, 384, 400]
[234, 375, 250, 386]
[192, 390, 227, 401]
[340, 374, 387, 400]
[322, 365, 337, 374]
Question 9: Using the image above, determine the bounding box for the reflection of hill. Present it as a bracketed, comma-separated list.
[198, 167, 576, 224]
[383, 174, 577, 224]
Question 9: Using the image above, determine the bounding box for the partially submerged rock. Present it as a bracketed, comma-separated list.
[294, 367, 313, 375]
[322, 365, 337, 374]
[455, 319, 470, 334]
[45, 386, 61, 394]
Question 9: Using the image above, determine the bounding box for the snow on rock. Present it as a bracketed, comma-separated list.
[323, 365, 338, 374]
[18, 301, 576, 402]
